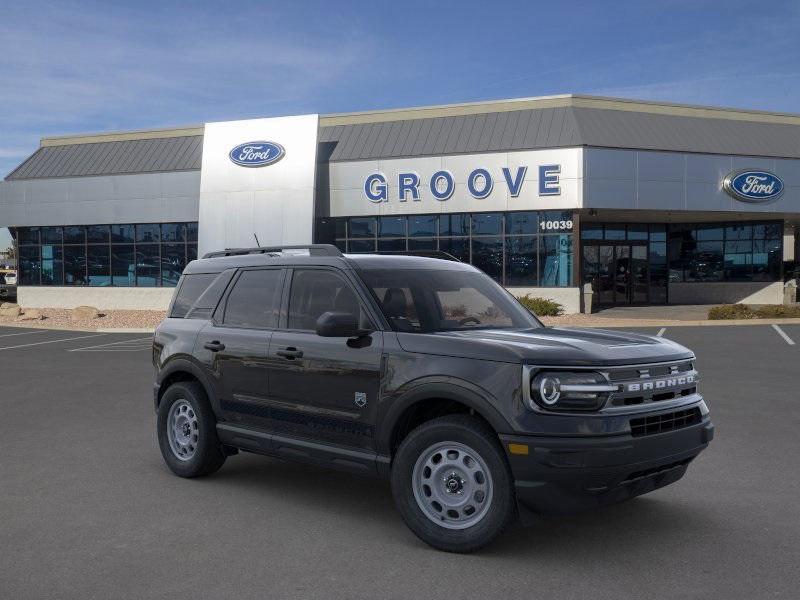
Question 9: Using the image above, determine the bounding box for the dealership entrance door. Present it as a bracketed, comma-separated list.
[583, 242, 649, 305]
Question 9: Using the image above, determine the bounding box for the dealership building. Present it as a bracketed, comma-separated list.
[1, 93, 799, 313]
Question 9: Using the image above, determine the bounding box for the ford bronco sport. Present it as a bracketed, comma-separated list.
[153, 244, 713, 552]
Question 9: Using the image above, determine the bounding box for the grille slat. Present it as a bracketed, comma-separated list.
[622, 458, 693, 483]
[629, 408, 701, 437]
[608, 361, 693, 382]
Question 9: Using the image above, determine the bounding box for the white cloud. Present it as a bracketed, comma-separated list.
[0, 148, 31, 159]
[2, 0, 800, 179]
[579, 8, 800, 111]
[0, 2, 374, 175]
[592, 72, 800, 111]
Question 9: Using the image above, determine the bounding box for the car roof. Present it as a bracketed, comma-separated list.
[344, 254, 476, 271]
[183, 251, 476, 275]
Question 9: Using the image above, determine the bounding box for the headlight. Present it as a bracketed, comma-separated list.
[527, 370, 617, 411]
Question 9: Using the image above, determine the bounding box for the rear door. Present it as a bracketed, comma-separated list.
[196, 267, 285, 428]
[266, 267, 383, 451]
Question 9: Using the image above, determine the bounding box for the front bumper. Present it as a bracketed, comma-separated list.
[500, 415, 714, 515]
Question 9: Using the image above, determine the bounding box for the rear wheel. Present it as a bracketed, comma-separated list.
[157, 381, 226, 478]
[391, 415, 515, 552]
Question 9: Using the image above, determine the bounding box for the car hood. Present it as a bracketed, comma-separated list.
[395, 327, 693, 366]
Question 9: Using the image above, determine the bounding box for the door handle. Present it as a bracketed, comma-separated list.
[204, 340, 225, 352]
[276, 347, 304, 360]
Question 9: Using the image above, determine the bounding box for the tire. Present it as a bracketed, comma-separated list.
[157, 381, 226, 478]
[391, 414, 516, 553]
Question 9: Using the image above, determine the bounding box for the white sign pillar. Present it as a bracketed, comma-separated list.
[197, 114, 319, 256]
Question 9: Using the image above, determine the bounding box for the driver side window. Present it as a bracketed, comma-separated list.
[287, 269, 372, 331]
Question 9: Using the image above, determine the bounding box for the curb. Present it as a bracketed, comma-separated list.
[546, 317, 800, 328]
[4, 318, 800, 333]
[0, 321, 156, 333]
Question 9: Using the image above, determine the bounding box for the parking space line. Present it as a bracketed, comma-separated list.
[0, 334, 106, 351]
[0, 330, 49, 339]
[70, 346, 152, 353]
[71, 345, 151, 352]
[771, 324, 795, 346]
[656, 327, 666, 337]
[68, 336, 152, 352]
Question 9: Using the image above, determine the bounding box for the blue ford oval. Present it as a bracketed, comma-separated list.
[724, 170, 784, 203]
[229, 141, 285, 167]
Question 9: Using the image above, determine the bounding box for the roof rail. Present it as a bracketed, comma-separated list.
[375, 250, 462, 262]
[202, 244, 344, 259]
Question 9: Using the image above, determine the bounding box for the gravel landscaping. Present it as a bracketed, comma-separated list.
[0, 307, 652, 331]
[2, 305, 797, 332]
[538, 314, 680, 327]
[0, 307, 167, 330]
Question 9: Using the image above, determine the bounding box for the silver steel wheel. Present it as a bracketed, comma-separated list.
[411, 441, 494, 530]
[167, 400, 199, 461]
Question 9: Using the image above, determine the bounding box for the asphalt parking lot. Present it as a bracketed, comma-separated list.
[1, 323, 798, 600]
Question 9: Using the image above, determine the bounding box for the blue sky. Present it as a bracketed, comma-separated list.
[1, 0, 799, 249]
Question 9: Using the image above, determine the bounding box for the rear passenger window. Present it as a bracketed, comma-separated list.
[287, 269, 371, 331]
[189, 269, 235, 318]
[171, 273, 217, 318]
[223, 269, 283, 328]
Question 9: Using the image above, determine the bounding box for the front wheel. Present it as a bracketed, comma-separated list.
[391, 415, 516, 552]
[157, 381, 226, 478]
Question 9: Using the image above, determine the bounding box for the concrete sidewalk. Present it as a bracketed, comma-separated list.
[542, 304, 800, 328]
[592, 305, 713, 321]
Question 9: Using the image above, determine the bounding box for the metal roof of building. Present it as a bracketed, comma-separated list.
[319, 106, 583, 160]
[7, 95, 800, 180]
[6, 135, 203, 180]
[571, 107, 800, 158]
[320, 105, 800, 161]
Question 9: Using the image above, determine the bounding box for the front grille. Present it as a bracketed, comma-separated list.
[607, 361, 698, 408]
[629, 407, 701, 437]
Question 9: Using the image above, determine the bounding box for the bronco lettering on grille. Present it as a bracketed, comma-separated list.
[627, 374, 695, 393]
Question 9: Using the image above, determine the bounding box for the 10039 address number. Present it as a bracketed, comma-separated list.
[539, 220, 573, 232]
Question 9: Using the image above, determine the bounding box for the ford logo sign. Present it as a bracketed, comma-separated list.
[229, 141, 285, 167]
[723, 169, 784, 203]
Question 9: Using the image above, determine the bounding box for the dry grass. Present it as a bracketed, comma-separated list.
[708, 303, 800, 320]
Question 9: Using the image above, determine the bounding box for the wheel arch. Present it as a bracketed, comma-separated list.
[378, 380, 512, 458]
[156, 357, 216, 412]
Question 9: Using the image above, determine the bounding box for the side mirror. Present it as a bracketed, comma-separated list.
[315, 311, 370, 338]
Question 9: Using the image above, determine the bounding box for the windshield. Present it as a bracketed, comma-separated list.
[359, 267, 542, 333]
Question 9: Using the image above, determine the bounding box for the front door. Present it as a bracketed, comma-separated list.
[267, 267, 383, 451]
[630, 244, 649, 303]
[583, 243, 649, 305]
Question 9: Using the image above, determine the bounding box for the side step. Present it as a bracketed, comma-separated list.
[216, 423, 385, 477]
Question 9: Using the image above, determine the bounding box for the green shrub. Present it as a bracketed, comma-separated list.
[707, 304, 757, 320]
[516, 295, 564, 317]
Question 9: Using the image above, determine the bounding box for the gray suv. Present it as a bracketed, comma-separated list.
[153, 244, 713, 552]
